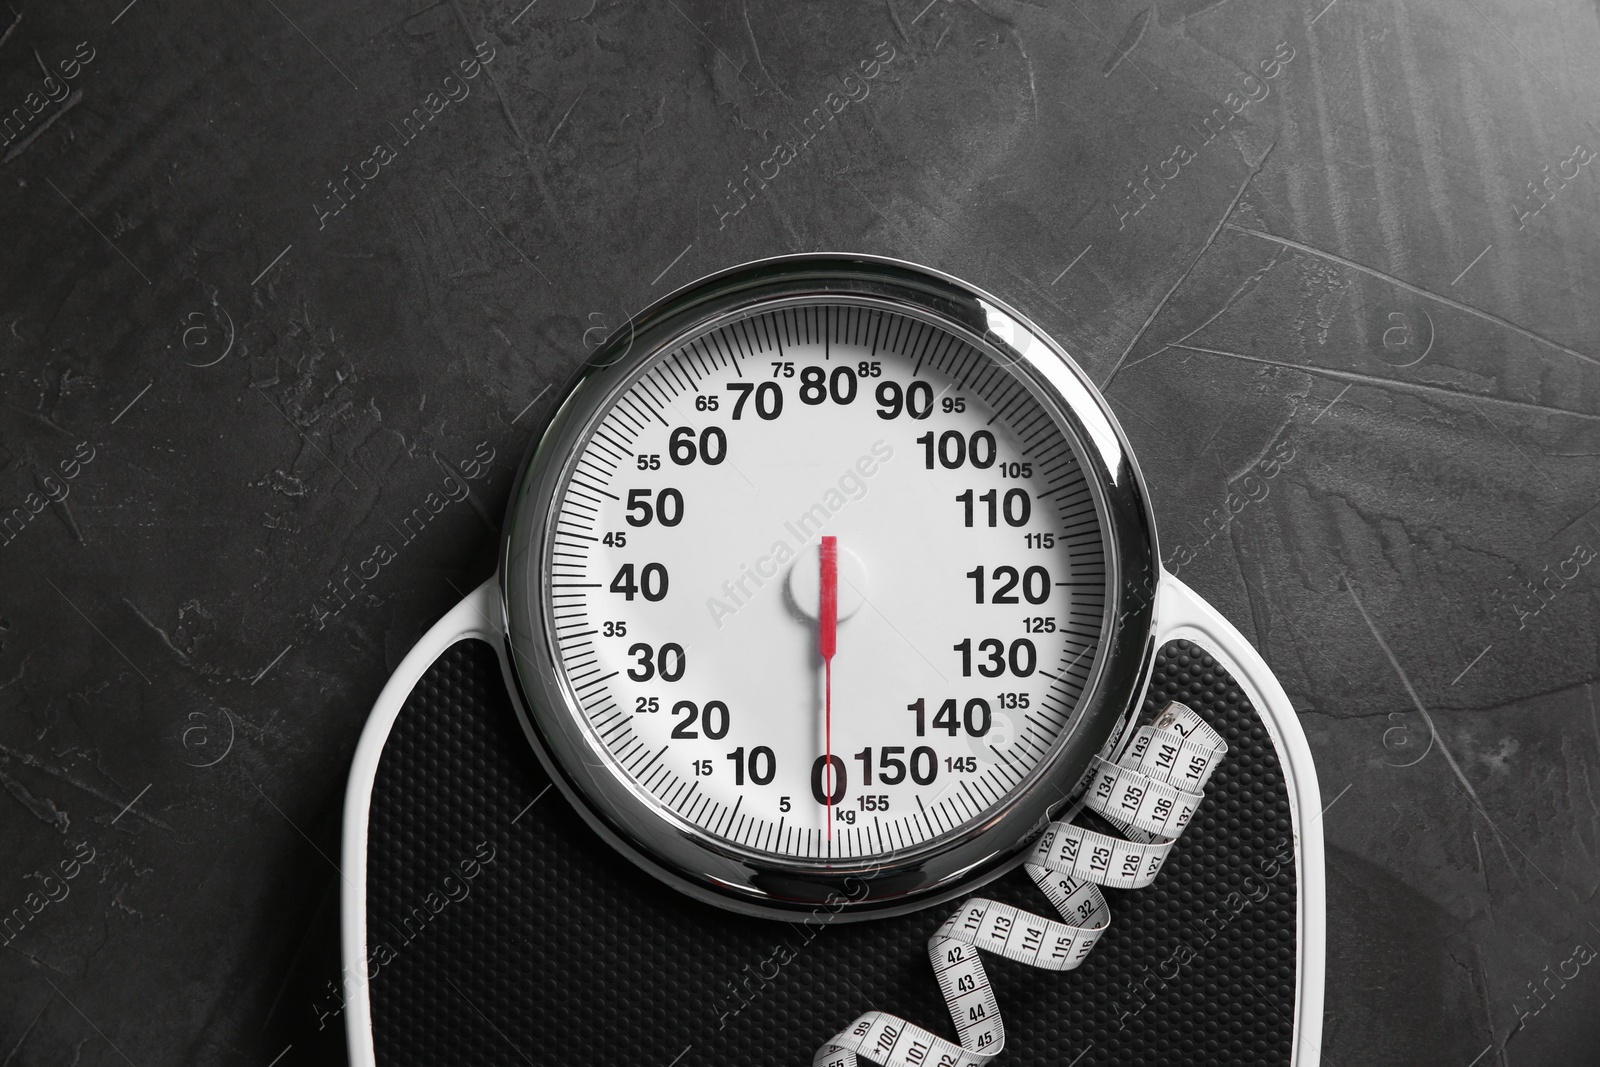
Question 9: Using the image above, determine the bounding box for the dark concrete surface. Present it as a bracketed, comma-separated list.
[1, 0, 1597, 1064]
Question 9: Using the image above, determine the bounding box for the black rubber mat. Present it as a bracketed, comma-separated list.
[364, 639, 1297, 1066]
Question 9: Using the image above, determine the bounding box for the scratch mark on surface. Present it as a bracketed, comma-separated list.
[1469, 945, 1499, 1059]
[0, 9, 21, 53]
[0, 743, 178, 833]
[1344, 576, 1557, 889]
[1230, 572, 1358, 687]
[1166, 343, 1600, 423]
[42, 976, 139, 1067]
[545, 88, 585, 147]
[666, 0, 760, 91]
[843, 174, 927, 255]
[1472, 934, 1497, 1049]
[1223, 410, 1297, 485]
[1118, 245, 1287, 377]
[1101, 166, 1256, 390]
[1, 90, 82, 165]
[1470, 831, 1493, 923]
[1104, 390, 1164, 439]
[1245, 178, 1313, 243]
[1459, 396, 1574, 517]
[449, 0, 529, 154]
[0, 652, 28, 691]
[34, 489, 84, 548]
[1065, 0, 1157, 91]
[43, 178, 151, 285]
[1460, 0, 1562, 96]
[886, 0, 909, 41]
[2, 944, 71, 977]
[251, 386, 362, 490]
[262, 0, 357, 89]
[45, 579, 152, 684]
[1101, 7, 1149, 76]
[0, 1001, 47, 1064]
[741, 1, 790, 100]
[1343, 575, 1481, 803]
[1226, 224, 1600, 369]
[444, 174, 553, 285]
[1590, 683, 1598, 762]
[1014, 33, 1038, 121]
[120, 598, 190, 663]
[14, 405, 76, 439]
[0, 769, 68, 832]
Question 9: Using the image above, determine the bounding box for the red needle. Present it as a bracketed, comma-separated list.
[820, 536, 838, 842]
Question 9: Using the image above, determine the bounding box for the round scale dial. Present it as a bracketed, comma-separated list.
[543, 302, 1108, 862]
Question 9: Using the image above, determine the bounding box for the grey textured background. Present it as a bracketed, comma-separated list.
[1, 0, 1597, 1064]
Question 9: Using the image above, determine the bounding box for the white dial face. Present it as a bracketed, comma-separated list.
[544, 302, 1108, 862]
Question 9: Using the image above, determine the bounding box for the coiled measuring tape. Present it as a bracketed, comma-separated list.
[813, 701, 1227, 1067]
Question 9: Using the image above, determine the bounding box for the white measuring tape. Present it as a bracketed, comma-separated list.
[813, 702, 1227, 1067]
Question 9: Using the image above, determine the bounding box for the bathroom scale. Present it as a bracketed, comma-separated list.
[336, 255, 1325, 1065]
